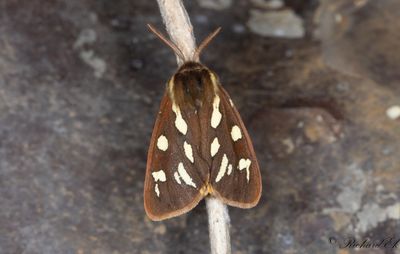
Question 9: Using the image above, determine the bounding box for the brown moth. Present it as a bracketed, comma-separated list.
[144, 25, 261, 221]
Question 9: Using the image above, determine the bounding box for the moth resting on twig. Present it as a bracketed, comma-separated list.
[144, 25, 262, 221]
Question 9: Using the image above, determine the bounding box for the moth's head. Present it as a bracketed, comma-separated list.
[171, 62, 217, 109]
[147, 24, 221, 109]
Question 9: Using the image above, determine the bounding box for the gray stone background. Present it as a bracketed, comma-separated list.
[0, 0, 399, 253]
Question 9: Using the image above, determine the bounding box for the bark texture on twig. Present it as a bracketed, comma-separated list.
[156, 0, 196, 65]
[206, 197, 231, 254]
[154, 0, 231, 253]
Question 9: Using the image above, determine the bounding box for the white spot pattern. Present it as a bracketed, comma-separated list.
[152, 170, 166, 197]
[157, 135, 168, 151]
[184, 141, 194, 163]
[238, 158, 252, 182]
[211, 96, 222, 128]
[210, 137, 220, 157]
[227, 164, 233, 175]
[152, 170, 167, 182]
[155, 184, 160, 197]
[174, 172, 182, 185]
[215, 154, 229, 183]
[231, 125, 242, 141]
[172, 104, 188, 135]
[177, 163, 197, 188]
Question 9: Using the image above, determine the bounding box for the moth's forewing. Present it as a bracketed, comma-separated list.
[144, 90, 208, 221]
[208, 85, 262, 208]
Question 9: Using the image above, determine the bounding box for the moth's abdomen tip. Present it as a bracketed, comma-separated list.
[200, 184, 213, 196]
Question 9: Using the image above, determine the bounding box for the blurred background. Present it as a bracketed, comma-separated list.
[0, 0, 399, 253]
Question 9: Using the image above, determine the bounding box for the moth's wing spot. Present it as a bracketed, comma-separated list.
[152, 170, 167, 182]
[215, 154, 229, 183]
[183, 141, 194, 163]
[211, 96, 222, 128]
[209, 72, 219, 93]
[231, 125, 242, 142]
[156, 135, 169, 151]
[168, 76, 175, 100]
[210, 137, 220, 157]
[177, 162, 197, 188]
[174, 171, 182, 185]
[238, 158, 251, 170]
[152, 170, 166, 197]
[155, 183, 160, 197]
[229, 99, 234, 107]
[227, 164, 233, 175]
[238, 158, 252, 182]
[172, 104, 188, 135]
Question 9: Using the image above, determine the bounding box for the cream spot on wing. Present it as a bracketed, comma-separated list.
[227, 164, 233, 175]
[210, 137, 220, 157]
[154, 183, 160, 197]
[215, 154, 229, 183]
[172, 104, 188, 135]
[210, 72, 217, 83]
[183, 141, 194, 163]
[231, 125, 242, 142]
[152, 170, 166, 182]
[229, 99, 234, 107]
[209, 72, 219, 92]
[177, 162, 196, 188]
[168, 77, 175, 98]
[211, 96, 222, 128]
[156, 135, 168, 151]
[174, 172, 182, 185]
[238, 158, 252, 182]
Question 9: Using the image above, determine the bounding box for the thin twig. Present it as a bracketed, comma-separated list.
[155, 0, 196, 65]
[206, 197, 231, 254]
[154, 0, 231, 253]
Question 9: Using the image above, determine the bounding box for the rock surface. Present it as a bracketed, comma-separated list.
[247, 9, 305, 38]
[0, 0, 399, 254]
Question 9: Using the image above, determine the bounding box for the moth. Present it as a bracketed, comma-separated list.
[144, 25, 262, 221]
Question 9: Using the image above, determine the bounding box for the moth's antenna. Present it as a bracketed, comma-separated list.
[147, 24, 185, 61]
[193, 27, 221, 62]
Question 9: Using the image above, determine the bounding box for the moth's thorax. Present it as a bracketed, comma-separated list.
[168, 62, 218, 110]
